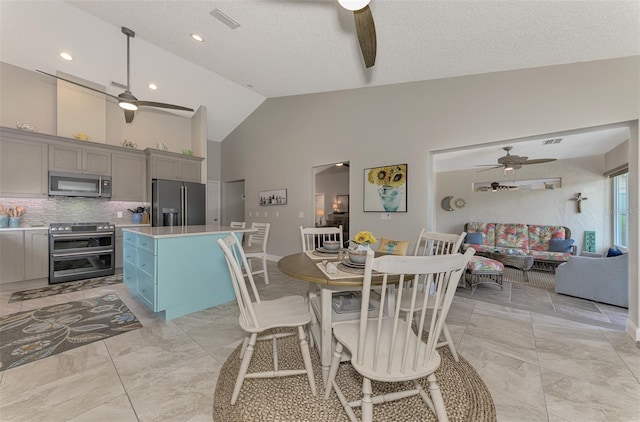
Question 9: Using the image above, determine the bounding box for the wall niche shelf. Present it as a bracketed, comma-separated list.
[473, 177, 561, 192]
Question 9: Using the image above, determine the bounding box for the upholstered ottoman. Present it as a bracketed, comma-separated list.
[465, 256, 504, 291]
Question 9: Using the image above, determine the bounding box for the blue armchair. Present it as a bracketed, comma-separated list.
[555, 253, 628, 308]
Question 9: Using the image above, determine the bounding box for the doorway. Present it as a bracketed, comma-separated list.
[314, 161, 350, 243]
[222, 180, 245, 226]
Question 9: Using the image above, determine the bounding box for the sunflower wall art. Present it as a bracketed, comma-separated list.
[363, 163, 407, 212]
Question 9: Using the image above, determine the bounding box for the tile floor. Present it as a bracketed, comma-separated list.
[0, 262, 638, 421]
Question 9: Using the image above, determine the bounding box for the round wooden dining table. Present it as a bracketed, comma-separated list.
[277, 252, 400, 384]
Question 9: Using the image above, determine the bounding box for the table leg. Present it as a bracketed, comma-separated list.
[320, 287, 333, 386]
[523, 268, 530, 282]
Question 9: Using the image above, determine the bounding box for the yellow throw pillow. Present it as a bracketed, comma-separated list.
[378, 238, 410, 256]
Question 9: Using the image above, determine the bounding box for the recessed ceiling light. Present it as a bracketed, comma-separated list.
[190, 33, 204, 42]
[60, 51, 73, 61]
[148, 83, 158, 90]
[336, 163, 344, 167]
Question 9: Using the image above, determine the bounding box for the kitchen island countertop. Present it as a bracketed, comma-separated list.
[122, 224, 254, 239]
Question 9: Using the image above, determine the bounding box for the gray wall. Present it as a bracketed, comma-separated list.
[221, 56, 640, 336]
[207, 140, 222, 181]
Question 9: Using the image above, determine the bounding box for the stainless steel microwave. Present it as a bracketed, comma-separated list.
[48, 171, 112, 198]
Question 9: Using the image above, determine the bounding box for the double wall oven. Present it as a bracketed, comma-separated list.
[49, 222, 115, 284]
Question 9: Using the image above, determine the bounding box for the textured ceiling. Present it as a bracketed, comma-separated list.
[1, 0, 638, 153]
[66, 0, 640, 98]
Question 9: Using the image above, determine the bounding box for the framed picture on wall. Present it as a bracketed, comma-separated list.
[259, 189, 287, 206]
[335, 194, 349, 213]
[363, 164, 407, 212]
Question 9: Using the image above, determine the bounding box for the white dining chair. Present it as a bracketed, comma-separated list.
[399, 230, 467, 362]
[324, 248, 474, 422]
[300, 225, 343, 252]
[230, 221, 246, 228]
[217, 233, 317, 405]
[243, 222, 270, 284]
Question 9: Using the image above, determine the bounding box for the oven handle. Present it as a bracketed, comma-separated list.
[52, 249, 114, 258]
[51, 232, 114, 238]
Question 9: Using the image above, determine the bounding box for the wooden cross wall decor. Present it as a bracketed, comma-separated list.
[571, 192, 588, 213]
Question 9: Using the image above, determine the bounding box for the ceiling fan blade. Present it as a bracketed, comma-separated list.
[136, 101, 194, 112]
[476, 165, 502, 173]
[36, 70, 119, 100]
[124, 110, 135, 124]
[353, 5, 376, 68]
[523, 158, 557, 165]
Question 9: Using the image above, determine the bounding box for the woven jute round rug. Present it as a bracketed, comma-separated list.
[213, 330, 496, 421]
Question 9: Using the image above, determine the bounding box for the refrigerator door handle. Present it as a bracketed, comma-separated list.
[184, 185, 188, 226]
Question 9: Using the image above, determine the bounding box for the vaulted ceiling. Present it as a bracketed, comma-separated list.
[1, 0, 638, 150]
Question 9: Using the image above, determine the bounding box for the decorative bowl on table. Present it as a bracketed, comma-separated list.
[348, 250, 368, 264]
[323, 241, 341, 251]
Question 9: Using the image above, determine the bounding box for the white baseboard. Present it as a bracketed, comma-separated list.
[626, 318, 640, 342]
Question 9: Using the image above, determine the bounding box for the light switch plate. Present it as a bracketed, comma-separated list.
[275, 212, 279, 217]
[299, 212, 304, 218]
[381, 213, 391, 220]
[117, 212, 123, 218]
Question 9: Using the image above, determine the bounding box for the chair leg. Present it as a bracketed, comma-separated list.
[239, 336, 250, 359]
[442, 323, 459, 362]
[324, 342, 343, 398]
[231, 333, 257, 405]
[361, 377, 374, 422]
[297, 326, 317, 396]
[262, 255, 269, 284]
[427, 373, 448, 422]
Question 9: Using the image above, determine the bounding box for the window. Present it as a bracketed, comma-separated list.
[613, 172, 628, 248]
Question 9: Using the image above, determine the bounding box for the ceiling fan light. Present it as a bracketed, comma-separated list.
[119, 101, 138, 111]
[338, 0, 370, 11]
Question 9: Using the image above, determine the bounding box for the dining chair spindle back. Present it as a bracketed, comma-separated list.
[324, 248, 475, 422]
[217, 233, 316, 405]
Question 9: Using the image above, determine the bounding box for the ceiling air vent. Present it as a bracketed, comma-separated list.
[542, 138, 562, 145]
[210, 9, 241, 29]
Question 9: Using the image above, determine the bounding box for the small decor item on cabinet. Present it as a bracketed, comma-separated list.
[73, 132, 91, 141]
[16, 121, 37, 132]
[181, 149, 193, 156]
[121, 139, 137, 149]
[156, 142, 168, 151]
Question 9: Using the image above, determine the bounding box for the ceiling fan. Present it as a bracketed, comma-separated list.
[476, 146, 557, 174]
[338, 0, 377, 68]
[36, 27, 194, 124]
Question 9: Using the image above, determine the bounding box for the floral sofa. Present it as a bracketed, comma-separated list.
[463, 222, 576, 268]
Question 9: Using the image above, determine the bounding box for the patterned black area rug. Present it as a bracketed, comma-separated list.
[9, 274, 123, 303]
[0, 293, 141, 371]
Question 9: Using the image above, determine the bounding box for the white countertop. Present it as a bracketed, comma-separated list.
[122, 225, 255, 239]
[0, 225, 49, 231]
[0, 223, 150, 231]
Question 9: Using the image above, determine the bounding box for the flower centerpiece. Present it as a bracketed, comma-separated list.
[352, 230, 377, 251]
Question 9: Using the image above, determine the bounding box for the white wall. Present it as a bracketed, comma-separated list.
[435, 156, 609, 253]
[221, 56, 640, 338]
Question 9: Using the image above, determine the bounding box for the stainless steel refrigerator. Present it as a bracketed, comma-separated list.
[152, 179, 206, 227]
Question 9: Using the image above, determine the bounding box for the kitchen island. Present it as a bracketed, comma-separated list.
[122, 225, 253, 320]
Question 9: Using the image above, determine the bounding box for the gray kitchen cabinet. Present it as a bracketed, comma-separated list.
[111, 151, 147, 201]
[0, 137, 48, 198]
[147, 150, 202, 183]
[0, 230, 25, 284]
[49, 143, 111, 175]
[24, 229, 49, 280]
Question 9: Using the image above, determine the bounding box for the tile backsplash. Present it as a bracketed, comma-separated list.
[0, 197, 150, 226]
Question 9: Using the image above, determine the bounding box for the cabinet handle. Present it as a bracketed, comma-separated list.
[141, 264, 146, 267]
[141, 289, 146, 293]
